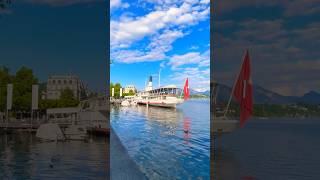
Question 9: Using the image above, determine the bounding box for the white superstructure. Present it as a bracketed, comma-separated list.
[135, 76, 187, 108]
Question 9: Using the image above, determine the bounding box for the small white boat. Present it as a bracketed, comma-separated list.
[121, 100, 130, 106]
[36, 123, 65, 141]
[130, 100, 137, 106]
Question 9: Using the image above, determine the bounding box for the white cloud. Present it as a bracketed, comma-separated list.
[111, 1, 209, 49]
[111, 0, 210, 91]
[168, 50, 209, 69]
[112, 29, 184, 63]
[216, 0, 319, 17]
[169, 67, 210, 91]
[200, 0, 209, 4]
[160, 61, 166, 68]
[167, 50, 210, 91]
[214, 17, 320, 95]
[284, 0, 320, 17]
[111, 49, 166, 63]
[148, 29, 185, 52]
[169, 52, 202, 68]
[189, 45, 199, 50]
[110, 0, 129, 10]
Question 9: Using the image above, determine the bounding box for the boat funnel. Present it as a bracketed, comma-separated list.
[146, 76, 153, 91]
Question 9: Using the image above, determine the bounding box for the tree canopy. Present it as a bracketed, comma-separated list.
[0, 66, 38, 111]
[39, 88, 79, 109]
[0, 66, 80, 111]
[0, 0, 11, 10]
[110, 82, 122, 98]
[12, 67, 38, 111]
[0, 66, 11, 111]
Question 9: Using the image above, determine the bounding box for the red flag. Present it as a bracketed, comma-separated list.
[233, 50, 253, 127]
[184, 78, 190, 100]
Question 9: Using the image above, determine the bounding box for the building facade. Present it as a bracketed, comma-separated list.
[124, 85, 137, 94]
[46, 75, 87, 100]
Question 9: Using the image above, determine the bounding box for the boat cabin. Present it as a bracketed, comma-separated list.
[138, 85, 182, 100]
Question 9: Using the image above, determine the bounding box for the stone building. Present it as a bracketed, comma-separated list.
[46, 75, 88, 100]
[124, 85, 137, 94]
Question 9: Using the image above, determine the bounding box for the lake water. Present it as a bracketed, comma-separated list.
[111, 99, 210, 179]
[0, 133, 108, 179]
[213, 118, 320, 180]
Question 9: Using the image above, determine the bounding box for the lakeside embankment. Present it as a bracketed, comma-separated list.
[110, 127, 147, 180]
[111, 100, 210, 179]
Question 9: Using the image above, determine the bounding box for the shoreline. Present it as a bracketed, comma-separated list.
[110, 127, 147, 180]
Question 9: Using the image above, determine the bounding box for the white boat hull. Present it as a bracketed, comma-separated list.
[137, 98, 183, 108]
[36, 123, 65, 141]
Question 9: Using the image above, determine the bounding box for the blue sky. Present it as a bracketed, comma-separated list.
[110, 0, 210, 92]
[0, 0, 107, 92]
[213, 0, 320, 96]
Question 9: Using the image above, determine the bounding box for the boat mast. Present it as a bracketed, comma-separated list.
[158, 69, 161, 88]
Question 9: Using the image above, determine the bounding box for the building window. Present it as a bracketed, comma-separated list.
[53, 80, 55, 84]
[64, 80, 67, 84]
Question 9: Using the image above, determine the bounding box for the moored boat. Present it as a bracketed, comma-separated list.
[135, 76, 189, 108]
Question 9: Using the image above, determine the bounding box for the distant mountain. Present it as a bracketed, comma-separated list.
[300, 91, 320, 104]
[189, 89, 200, 95]
[202, 90, 210, 96]
[189, 89, 210, 96]
[215, 83, 320, 105]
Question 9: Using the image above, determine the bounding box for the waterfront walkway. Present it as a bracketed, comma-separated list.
[110, 127, 147, 180]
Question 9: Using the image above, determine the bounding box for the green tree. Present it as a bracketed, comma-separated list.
[110, 82, 122, 98]
[123, 89, 135, 96]
[0, 0, 11, 10]
[12, 66, 38, 111]
[114, 83, 122, 98]
[39, 99, 59, 110]
[58, 88, 79, 107]
[0, 66, 11, 111]
[128, 89, 135, 96]
[110, 82, 114, 97]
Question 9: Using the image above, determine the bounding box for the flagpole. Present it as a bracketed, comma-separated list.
[223, 50, 248, 117]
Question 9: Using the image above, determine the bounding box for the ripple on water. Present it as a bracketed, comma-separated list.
[111, 100, 210, 179]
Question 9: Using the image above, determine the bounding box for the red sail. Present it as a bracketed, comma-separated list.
[184, 78, 190, 100]
[233, 50, 253, 127]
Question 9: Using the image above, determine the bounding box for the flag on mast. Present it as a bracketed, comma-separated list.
[233, 50, 253, 127]
[183, 78, 190, 100]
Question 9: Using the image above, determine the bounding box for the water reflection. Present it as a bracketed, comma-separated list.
[212, 118, 320, 179]
[212, 138, 242, 180]
[113, 105, 184, 136]
[0, 132, 108, 179]
[183, 117, 191, 144]
[111, 100, 210, 179]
